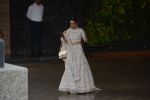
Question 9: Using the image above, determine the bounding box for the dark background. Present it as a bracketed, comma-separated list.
[9, 0, 150, 57]
[10, 0, 85, 57]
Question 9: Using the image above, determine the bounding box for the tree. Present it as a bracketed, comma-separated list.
[84, 0, 150, 46]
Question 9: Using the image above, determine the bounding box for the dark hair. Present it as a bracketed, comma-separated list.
[64, 17, 78, 30]
[70, 17, 78, 23]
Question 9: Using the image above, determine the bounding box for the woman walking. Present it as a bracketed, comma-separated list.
[59, 18, 101, 94]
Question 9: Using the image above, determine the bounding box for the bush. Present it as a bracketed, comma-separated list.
[84, 0, 150, 46]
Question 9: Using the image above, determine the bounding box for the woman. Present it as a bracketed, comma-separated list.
[59, 18, 101, 94]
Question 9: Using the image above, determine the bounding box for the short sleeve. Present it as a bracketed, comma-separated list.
[80, 29, 87, 42]
[26, 6, 32, 20]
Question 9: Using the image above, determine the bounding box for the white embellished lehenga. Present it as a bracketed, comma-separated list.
[59, 27, 101, 94]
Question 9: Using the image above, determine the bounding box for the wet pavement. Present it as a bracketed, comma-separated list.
[13, 58, 150, 100]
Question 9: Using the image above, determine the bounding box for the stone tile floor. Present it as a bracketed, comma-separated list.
[13, 58, 150, 100]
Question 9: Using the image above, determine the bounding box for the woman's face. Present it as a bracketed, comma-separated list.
[70, 20, 77, 29]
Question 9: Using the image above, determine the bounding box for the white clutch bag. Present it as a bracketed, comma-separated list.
[59, 50, 67, 59]
[59, 34, 67, 59]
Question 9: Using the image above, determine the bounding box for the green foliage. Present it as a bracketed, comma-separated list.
[84, 0, 150, 46]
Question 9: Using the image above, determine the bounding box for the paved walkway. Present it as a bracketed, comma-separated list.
[14, 57, 150, 100]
